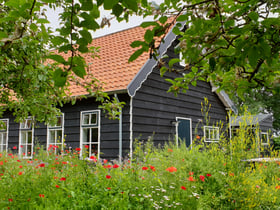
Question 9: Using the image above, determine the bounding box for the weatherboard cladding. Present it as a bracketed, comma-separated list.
[132, 39, 228, 143]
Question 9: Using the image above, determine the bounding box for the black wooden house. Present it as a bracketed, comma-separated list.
[0, 22, 236, 160]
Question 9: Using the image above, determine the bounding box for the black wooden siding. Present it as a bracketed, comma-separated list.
[132, 39, 228, 145]
[2, 94, 131, 159]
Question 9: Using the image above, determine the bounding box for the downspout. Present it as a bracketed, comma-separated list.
[114, 94, 122, 163]
[129, 96, 133, 161]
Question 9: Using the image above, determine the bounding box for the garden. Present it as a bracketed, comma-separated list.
[1, 123, 280, 210]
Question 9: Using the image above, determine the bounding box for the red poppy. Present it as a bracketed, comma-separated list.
[189, 171, 194, 175]
[166, 167, 177, 172]
[60, 177, 66, 181]
[276, 185, 280, 189]
[84, 145, 89, 149]
[0, 161, 3, 165]
[39, 194, 45, 198]
[39, 163, 45, 168]
[229, 172, 234, 177]
[199, 175, 205, 182]
[107, 187, 111, 190]
[56, 185, 60, 188]
[106, 175, 111, 179]
[62, 162, 67, 164]
[150, 165, 156, 171]
[18, 172, 23, 175]
[113, 164, 119, 168]
[103, 165, 112, 169]
[75, 148, 81, 151]
[12, 146, 17, 150]
[90, 156, 97, 162]
[104, 159, 108, 164]
[196, 135, 200, 139]
[188, 176, 195, 181]
[8, 198, 13, 202]
[181, 186, 186, 190]
[168, 148, 173, 152]
[206, 173, 212, 177]
[142, 167, 148, 170]
[17, 160, 21, 162]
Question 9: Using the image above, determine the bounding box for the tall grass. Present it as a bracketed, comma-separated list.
[1, 124, 280, 210]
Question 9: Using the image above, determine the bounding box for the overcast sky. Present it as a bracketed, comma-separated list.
[46, 0, 164, 38]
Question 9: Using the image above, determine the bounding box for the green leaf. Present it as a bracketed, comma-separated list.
[168, 58, 180, 68]
[130, 41, 146, 48]
[78, 44, 89, 53]
[53, 68, 67, 87]
[172, 26, 181, 35]
[209, 57, 216, 71]
[79, 30, 92, 44]
[177, 14, 189, 22]
[140, 21, 159, 28]
[47, 54, 66, 64]
[37, 18, 50, 24]
[248, 46, 259, 67]
[73, 66, 86, 78]
[103, 0, 118, 10]
[129, 48, 145, 62]
[91, 4, 100, 18]
[248, 11, 259, 21]
[144, 30, 154, 43]
[123, 0, 138, 12]
[51, 36, 67, 46]
[112, 4, 123, 17]
[80, 0, 93, 11]
[0, 32, 8, 40]
[159, 16, 168, 24]
[29, 23, 38, 31]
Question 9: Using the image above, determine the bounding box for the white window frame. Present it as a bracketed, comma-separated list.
[0, 119, 9, 153]
[47, 114, 64, 154]
[261, 132, 269, 145]
[204, 126, 219, 142]
[19, 117, 34, 158]
[80, 110, 100, 159]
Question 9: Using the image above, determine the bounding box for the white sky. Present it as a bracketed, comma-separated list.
[46, 0, 164, 38]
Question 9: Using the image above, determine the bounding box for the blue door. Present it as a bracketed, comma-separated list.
[176, 118, 192, 147]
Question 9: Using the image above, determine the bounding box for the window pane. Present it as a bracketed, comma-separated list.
[83, 128, 90, 143]
[21, 132, 27, 144]
[27, 131, 32, 143]
[0, 121, 7, 131]
[49, 130, 55, 143]
[56, 116, 62, 127]
[57, 130, 62, 142]
[83, 114, 90, 125]
[90, 114, 97, 125]
[91, 128, 98, 143]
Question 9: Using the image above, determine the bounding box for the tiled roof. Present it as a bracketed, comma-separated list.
[65, 26, 150, 96]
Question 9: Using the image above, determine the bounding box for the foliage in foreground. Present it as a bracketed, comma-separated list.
[1, 132, 280, 210]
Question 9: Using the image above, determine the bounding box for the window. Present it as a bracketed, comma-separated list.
[19, 118, 34, 158]
[0, 119, 8, 153]
[261, 132, 269, 145]
[47, 114, 64, 154]
[80, 110, 100, 159]
[204, 126, 219, 142]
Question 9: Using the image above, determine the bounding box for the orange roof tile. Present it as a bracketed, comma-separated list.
[65, 26, 150, 96]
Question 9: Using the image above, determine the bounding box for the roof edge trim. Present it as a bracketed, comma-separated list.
[127, 21, 186, 97]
